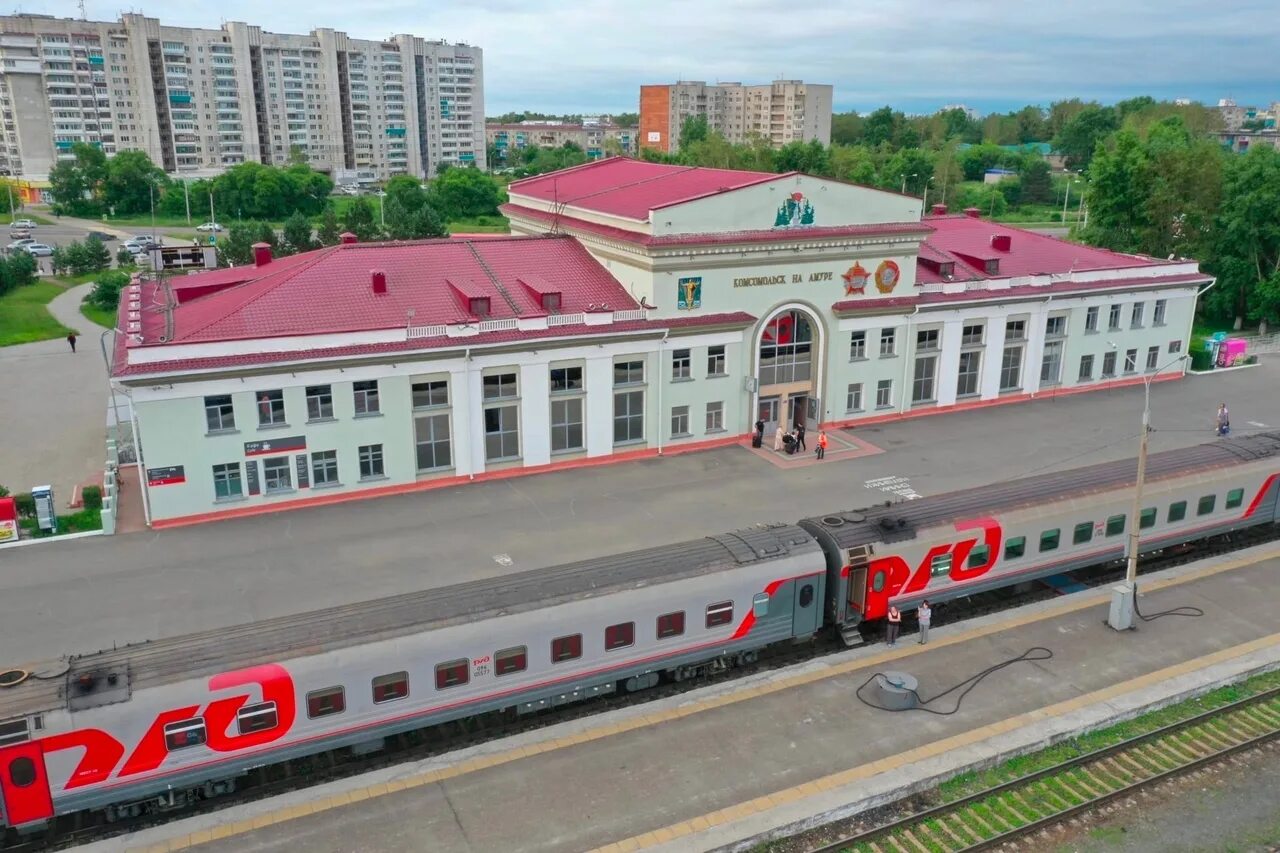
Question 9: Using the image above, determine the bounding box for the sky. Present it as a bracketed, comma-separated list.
[29, 0, 1280, 116]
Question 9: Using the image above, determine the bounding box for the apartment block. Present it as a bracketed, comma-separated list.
[486, 121, 637, 162]
[0, 13, 483, 179]
[639, 80, 832, 154]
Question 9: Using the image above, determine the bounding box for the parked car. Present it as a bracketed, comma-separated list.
[130, 234, 160, 246]
[11, 218, 36, 229]
[124, 239, 159, 255]
[6, 238, 36, 253]
[195, 222, 223, 232]
[21, 243, 53, 257]
[85, 230, 116, 241]
[8, 227, 31, 240]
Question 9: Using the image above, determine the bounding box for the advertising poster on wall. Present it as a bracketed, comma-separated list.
[0, 497, 17, 544]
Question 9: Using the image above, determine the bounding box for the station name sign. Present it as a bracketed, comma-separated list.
[733, 271, 834, 288]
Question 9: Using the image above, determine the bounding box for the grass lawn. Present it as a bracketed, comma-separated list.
[0, 281, 76, 346]
[80, 300, 116, 329]
[0, 211, 52, 226]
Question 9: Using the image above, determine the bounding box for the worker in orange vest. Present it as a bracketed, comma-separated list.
[815, 430, 829, 460]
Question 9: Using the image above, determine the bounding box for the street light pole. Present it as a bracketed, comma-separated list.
[922, 176, 935, 212]
[149, 180, 156, 234]
[183, 179, 191, 226]
[1062, 177, 1075, 223]
[1108, 352, 1189, 631]
[900, 173, 916, 194]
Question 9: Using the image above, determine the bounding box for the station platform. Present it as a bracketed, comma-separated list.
[101, 544, 1280, 853]
[3, 358, 1277, 666]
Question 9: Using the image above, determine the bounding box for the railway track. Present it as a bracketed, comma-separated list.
[811, 686, 1280, 853]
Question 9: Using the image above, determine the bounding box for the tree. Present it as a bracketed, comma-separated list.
[678, 114, 709, 150]
[340, 197, 382, 243]
[103, 150, 165, 216]
[282, 211, 316, 254]
[1205, 145, 1280, 330]
[219, 221, 278, 267]
[48, 160, 94, 216]
[317, 208, 341, 246]
[862, 106, 899, 147]
[1012, 105, 1049, 143]
[1018, 158, 1052, 204]
[83, 235, 112, 272]
[1079, 130, 1150, 252]
[831, 111, 865, 146]
[611, 112, 638, 127]
[427, 167, 501, 220]
[0, 250, 36, 297]
[1053, 105, 1118, 169]
[882, 148, 934, 195]
[87, 269, 131, 312]
[957, 143, 1007, 181]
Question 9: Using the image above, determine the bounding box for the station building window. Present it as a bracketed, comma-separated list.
[262, 457, 291, 492]
[1154, 299, 1167, 326]
[483, 370, 520, 461]
[759, 311, 812, 385]
[212, 462, 242, 500]
[550, 363, 585, 453]
[849, 331, 866, 360]
[358, 444, 384, 479]
[705, 401, 724, 432]
[999, 344, 1022, 391]
[911, 354, 937, 403]
[956, 351, 981, 397]
[1124, 349, 1138, 374]
[879, 328, 896, 357]
[672, 349, 691, 380]
[1146, 346, 1160, 370]
[613, 359, 645, 445]
[707, 345, 727, 376]
[671, 405, 690, 437]
[256, 389, 285, 426]
[353, 380, 380, 415]
[1108, 304, 1122, 331]
[1085, 306, 1099, 332]
[876, 379, 893, 408]
[311, 450, 339, 486]
[204, 394, 235, 432]
[1040, 341, 1063, 386]
[413, 377, 452, 472]
[1078, 354, 1094, 382]
[1102, 350, 1118, 378]
[846, 383, 863, 412]
[305, 384, 333, 420]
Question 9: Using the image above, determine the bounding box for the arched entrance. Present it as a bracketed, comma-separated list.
[753, 305, 823, 439]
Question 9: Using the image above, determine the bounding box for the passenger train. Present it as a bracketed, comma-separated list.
[2, 432, 1278, 832]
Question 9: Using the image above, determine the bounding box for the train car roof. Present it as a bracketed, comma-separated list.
[0, 524, 818, 719]
[799, 431, 1280, 550]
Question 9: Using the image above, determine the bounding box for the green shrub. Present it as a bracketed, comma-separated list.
[116, 245, 137, 268]
[82, 484, 102, 510]
[59, 508, 102, 533]
[13, 492, 35, 519]
[0, 484, 8, 498]
[89, 269, 131, 311]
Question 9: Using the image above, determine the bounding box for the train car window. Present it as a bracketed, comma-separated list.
[163, 718, 207, 751]
[1003, 537, 1026, 560]
[1139, 507, 1157, 529]
[967, 545, 990, 568]
[657, 611, 686, 638]
[0, 718, 29, 747]
[306, 687, 346, 718]
[871, 570, 887, 592]
[1073, 522, 1093, 545]
[1197, 495, 1216, 516]
[1226, 488, 1245, 510]
[372, 672, 409, 703]
[1106, 515, 1126, 536]
[706, 601, 734, 628]
[1039, 529, 1061, 552]
[752, 593, 770, 617]
[8, 757, 35, 788]
[605, 622, 635, 651]
[929, 553, 952, 577]
[799, 584, 815, 607]
[236, 702, 278, 735]
[495, 646, 527, 676]
[1168, 501, 1187, 523]
[435, 659, 469, 689]
[551, 634, 583, 663]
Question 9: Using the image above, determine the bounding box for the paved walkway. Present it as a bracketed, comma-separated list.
[0, 282, 109, 508]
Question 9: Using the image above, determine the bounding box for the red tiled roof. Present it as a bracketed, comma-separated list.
[506, 156, 788, 221]
[134, 235, 639, 346]
[113, 312, 758, 379]
[167, 250, 320, 303]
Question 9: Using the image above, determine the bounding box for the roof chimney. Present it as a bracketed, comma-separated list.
[963, 207, 981, 219]
[371, 269, 387, 295]
[340, 231, 358, 244]
[252, 242, 272, 267]
[930, 203, 947, 216]
[991, 234, 1012, 252]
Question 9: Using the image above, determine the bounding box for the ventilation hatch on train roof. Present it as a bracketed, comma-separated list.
[65, 663, 132, 712]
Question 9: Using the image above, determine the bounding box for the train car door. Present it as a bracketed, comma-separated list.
[792, 575, 821, 635]
[846, 545, 873, 620]
[0, 740, 54, 827]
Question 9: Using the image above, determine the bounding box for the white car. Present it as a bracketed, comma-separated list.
[195, 222, 223, 232]
[7, 238, 36, 252]
[21, 243, 53, 257]
[130, 234, 160, 245]
[11, 218, 36, 229]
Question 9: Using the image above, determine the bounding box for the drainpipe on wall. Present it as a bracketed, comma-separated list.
[1184, 278, 1218, 374]
[128, 390, 152, 527]
[656, 331, 667, 455]
[897, 306, 921, 415]
[464, 347, 475, 480]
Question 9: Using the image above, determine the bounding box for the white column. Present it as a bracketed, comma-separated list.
[979, 319, 1007, 400]
[935, 318, 964, 407]
[519, 361, 551, 467]
[467, 366, 486, 476]
[449, 364, 475, 477]
[1024, 311, 1048, 396]
[585, 354, 614, 458]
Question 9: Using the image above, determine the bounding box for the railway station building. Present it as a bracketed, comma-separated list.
[111, 157, 1211, 525]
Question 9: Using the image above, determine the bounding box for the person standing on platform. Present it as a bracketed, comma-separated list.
[66, 332, 77, 353]
[1216, 403, 1230, 436]
[816, 430, 828, 460]
[917, 601, 931, 645]
[886, 605, 901, 647]
[774, 424, 785, 452]
[795, 422, 807, 452]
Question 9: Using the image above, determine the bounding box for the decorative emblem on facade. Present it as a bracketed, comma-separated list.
[773, 191, 815, 228]
[875, 260, 901, 293]
[677, 276, 702, 310]
[841, 262, 869, 295]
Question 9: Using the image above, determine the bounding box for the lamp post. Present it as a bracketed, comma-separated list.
[922, 175, 936, 211]
[900, 173, 917, 194]
[1108, 352, 1190, 631]
[148, 178, 156, 235]
[182, 179, 191, 226]
[1062, 172, 1080, 224]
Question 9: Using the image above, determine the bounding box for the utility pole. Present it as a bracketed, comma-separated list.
[183, 180, 191, 225]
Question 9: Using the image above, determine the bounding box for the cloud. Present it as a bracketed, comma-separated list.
[70, 0, 1279, 113]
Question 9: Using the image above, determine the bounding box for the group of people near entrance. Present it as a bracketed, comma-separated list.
[755, 420, 829, 460]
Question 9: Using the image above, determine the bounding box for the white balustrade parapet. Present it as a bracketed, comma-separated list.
[478, 318, 519, 332]
[546, 312, 586, 327]
[613, 309, 648, 322]
[406, 324, 447, 339]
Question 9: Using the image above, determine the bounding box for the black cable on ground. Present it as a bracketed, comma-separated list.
[855, 646, 1054, 715]
[1132, 582, 1205, 622]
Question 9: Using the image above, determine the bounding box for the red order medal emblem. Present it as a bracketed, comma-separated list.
[875, 260, 901, 293]
[841, 262, 869, 295]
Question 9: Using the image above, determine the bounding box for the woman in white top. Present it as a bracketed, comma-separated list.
[917, 600, 932, 645]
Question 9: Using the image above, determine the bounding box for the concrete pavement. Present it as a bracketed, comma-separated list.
[0, 359, 1274, 665]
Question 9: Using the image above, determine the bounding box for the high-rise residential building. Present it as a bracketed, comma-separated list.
[639, 80, 832, 154]
[485, 121, 637, 163]
[0, 13, 483, 179]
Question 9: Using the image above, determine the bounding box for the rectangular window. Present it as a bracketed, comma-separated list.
[1045, 315, 1066, 337]
[846, 383, 863, 412]
[1000, 345, 1022, 391]
[212, 462, 242, 500]
[929, 553, 952, 576]
[1108, 304, 1122, 331]
[263, 457, 292, 492]
[916, 329, 939, 350]
[1226, 488, 1245, 510]
[879, 328, 896, 357]
[256, 389, 285, 426]
[1040, 341, 1063, 385]
[311, 450, 338, 485]
[707, 345, 726, 376]
[876, 379, 893, 408]
[1102, 350, 1117, 377]
[205, 394, 235, 431]
[614, 390, 644, 443]
[550, 397, 584, 452]
[656, 611, 685, 639]
[372, 671, 409, 703]
[1078, 354, 1095, 382]
[1085, 306, 1099, 332]
[1004, 536, 1026, 559]
[236, 702, 278, 735]
[1140, 507, 1157, 529]
[705, 601, 734, 628]
[671, 405, 689, 436]
[550, 365, 583, 392]
[672, 349, 691, 380]
[961, 323, 984, 345]
[911, 355, 937, 403]
[968, 544, 990, 568]
[484, 405, 519, 460]
[1154, 299, 1167, 325]
[412, 379, 448, 408]
[1039, 529, 1061, 552]
[550, 634, 582, 663]
[1197, 494, 1216, 516]
[1073, 522, 1093, 544]
[1124, 349, 1138, 374]
[435, 659, 469, 689]
[305, 384, 333, 420]
[358, 444, 384, 479]
[1106, 514, 1126, 536]
[1168, 501, 1187, 522]
[614, 359, 644, 385]
[163, 718, 207, 751]
[352, 380, 380, 415]
[306, 686, 345, 718]
[495, 646, 527, 676]
[1131, 302, 1144, 328]
[1146, 346, 1159, 370]
[1005, 319, 1026, 341]
[1168, 340, 1183, 354]
[604, 622, 635, 651]
[849, 330, 866, 359]
[482, 372, 518, 400]
[415, 413, 452, 471]
[705, 401, 724, 432]
[956, 351, 981, 396]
